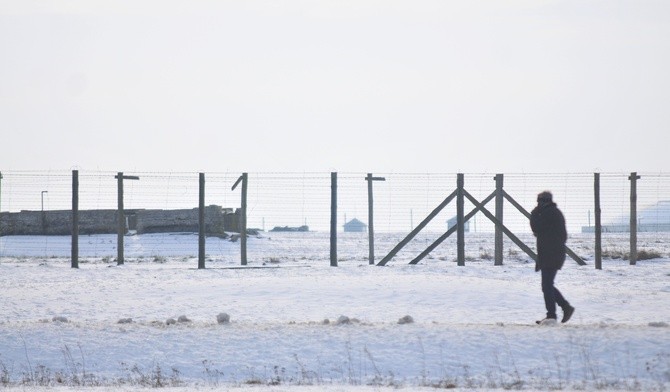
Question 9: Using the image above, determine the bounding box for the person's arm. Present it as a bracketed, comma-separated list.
[558, 210, 567, 243]
[530, 208, 538, 235]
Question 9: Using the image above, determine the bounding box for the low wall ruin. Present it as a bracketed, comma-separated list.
[0, 205, 240, 236]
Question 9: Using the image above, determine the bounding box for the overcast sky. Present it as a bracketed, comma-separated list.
[1, 0, 668, 174]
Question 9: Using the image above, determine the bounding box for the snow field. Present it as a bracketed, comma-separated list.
[0, 232, 669, 390]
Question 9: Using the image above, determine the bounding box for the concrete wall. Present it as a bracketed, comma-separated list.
[0, 205, 240, 236]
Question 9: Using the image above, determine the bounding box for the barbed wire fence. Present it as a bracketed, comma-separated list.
[0, 170, 669, 267]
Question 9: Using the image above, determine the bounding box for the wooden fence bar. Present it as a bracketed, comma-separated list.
[232, 173, 249, 265]
[241, 173, 248, 266]
[198, 173, 205, 269]
[629, 172, 640, 265]
[0, 172, 3, 235]
[71, 170, 79, 269]
[114, 172, 139, 266]
[330, 172, 337, 267]
[377, 189, 457, 266]
[594, 173, 602, 270]
[116, 172, 124, 265]
[366, 173, 385, 265]
[409, 191, 495, 265]
[456, 173, 465, 266]
[465, 190, 538, 261]
[494, 174, 504, 266]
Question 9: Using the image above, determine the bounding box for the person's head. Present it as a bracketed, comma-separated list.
[537, 191, 553, 205]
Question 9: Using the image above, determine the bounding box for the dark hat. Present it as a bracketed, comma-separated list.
[537, 191, 553, 203]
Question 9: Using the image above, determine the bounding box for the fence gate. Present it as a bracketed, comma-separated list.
[377, 173, 586, 267]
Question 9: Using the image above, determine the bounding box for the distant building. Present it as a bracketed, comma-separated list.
[582, 200, 670, 233]
[447, 216, 470, 232]
[343, 218, 367, 232]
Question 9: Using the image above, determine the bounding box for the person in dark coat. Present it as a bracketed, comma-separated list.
[530, 191, 575, 325]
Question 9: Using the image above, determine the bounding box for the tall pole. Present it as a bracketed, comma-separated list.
[494, 174, 504, 266]
[231, 173, 248, 266]
[198, 173, 205, 269]
[117, 172, 124, 265]
[456, 173, 465, 266]
[629, 172, 640, 265]
[115, 173, 140, 266]
[366, 173, 385, 265]
[594, 173, 602, 270]
[72, 170, 79, 268]
[330, 172, 337, 267]
[241, 173, 248, 266]
[0, 172, 3, 236]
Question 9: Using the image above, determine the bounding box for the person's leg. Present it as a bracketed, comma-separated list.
[553, 285, 568, 309]
[541, 268, 558, 319]
[553, 271, 575, 322]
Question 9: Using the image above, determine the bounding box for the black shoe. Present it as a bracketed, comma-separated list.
[536, 317, 557, 325]
[561, 305, 575, 323]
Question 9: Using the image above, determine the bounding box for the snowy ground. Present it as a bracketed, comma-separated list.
[0, 232, 669, 391]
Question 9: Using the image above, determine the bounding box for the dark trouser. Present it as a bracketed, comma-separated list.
[541, 268, 568, 319]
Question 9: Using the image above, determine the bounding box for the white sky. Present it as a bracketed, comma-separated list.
[1, 0, 669, 173]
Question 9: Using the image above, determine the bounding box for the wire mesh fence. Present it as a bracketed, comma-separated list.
[1, 170, 669, 265]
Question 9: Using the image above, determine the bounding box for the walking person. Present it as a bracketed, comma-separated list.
[530, 191, 575, 325]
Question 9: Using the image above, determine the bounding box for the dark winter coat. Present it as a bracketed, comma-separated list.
[530, 202, 567, 271]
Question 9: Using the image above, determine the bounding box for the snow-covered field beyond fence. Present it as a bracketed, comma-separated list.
[1, 232, 669, 391]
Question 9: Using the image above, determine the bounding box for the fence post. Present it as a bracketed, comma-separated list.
[0, 172, 3, 235]
[198, 173, 205, 269]
[0, 172, 2, 224]
[457, 173, 465, 266]
[366, 173, 385, 265]
[330, 172, 338, 267]
[72, 170, 79, 269]
[594, 173, 602, 270]
[231, 173, 248, 265]
[117, 172, 124, 265]
[114, 173, 139, 266]
[494, 174, 504, 266]
[629, 172, 640, 265]
[241, 173, 248, 266]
